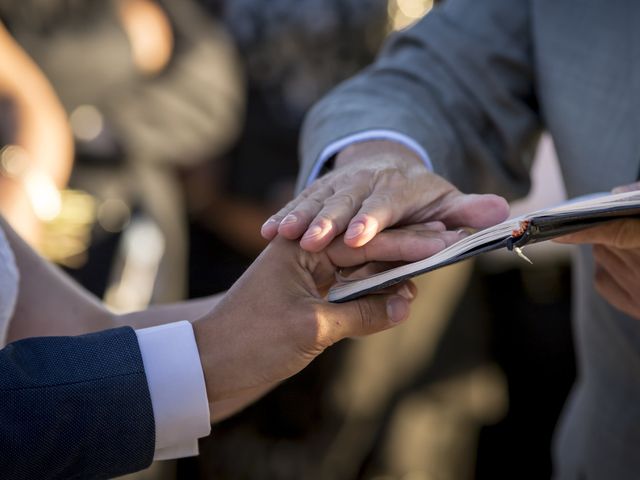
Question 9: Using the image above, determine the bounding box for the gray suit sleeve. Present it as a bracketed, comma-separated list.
[300, 0, 542, 199]
[0, 326, 155, 480]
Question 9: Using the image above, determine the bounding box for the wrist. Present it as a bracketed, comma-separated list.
[334, 139, 425, 170]
[192, 314, 217, 405]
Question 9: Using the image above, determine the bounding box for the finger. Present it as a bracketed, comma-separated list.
[342, 191, 403, 248]
[338, 170, 454, 248]
[320, 283, 415, 344]
[593, 245, 635, 286]
[299, 185, 372, 252]
[423, 221, 447, 232]
[554, 224, 612, 244]
[261, 217, 281, 240]
[555, 219, 640, 248]
[326, 226, 465, 268]
[343, 192, 509, 249]
[612, 181, 640, 194]
[261, 187, 318, 239]
[437, 193, 510, 230]
[593, 262, 640, 319]
[277, 186, 337, 240]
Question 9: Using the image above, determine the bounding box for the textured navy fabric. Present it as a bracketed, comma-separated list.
[0, 326, 155, 479]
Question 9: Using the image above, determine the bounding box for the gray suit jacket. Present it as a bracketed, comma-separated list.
[0, 327, 155, 479]
[300, 1, 640, 478]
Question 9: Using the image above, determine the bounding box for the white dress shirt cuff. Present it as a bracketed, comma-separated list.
[135, 320, 211, 461]
[305, 129, 433, 187]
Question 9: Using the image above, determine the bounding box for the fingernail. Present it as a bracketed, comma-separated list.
[398, 284, 414, 301]
[281, 214, 298, 225]
[345, 222, 366, 239]
[456, 228, 469, 237]
[262, 218, 277, 228]
[302, 224, 324, 239]
[387, 297, 408, 323]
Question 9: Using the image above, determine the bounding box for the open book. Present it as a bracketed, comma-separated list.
[328, 190, 640, 303]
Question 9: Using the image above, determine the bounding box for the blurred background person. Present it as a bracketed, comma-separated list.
[0, 20, 73, 248]
[0, 0, 244, 307]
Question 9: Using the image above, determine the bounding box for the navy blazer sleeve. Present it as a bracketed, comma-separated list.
[0, 326, 155, 480]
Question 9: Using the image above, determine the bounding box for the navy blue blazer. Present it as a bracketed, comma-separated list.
[0, 326, 155, 479]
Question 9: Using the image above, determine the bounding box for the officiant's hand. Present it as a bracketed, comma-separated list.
[556, 182, 640, 319]
[261, 140, 509, 252]
[193, 224, 462, 403]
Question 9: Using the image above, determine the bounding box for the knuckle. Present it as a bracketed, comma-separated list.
[312, 214, 335, 230]
[294, 306, 324, 349]
[373, 168, 409, 188]
[361, 193, 396, 222]
[326, 192, 359, 211]
[613, 220, 640, 249]
[292, 187, 336, 213]
[297, 188, 312, 200]
[362, 194, 387, 210]
[279, 198, 301, 215]
[360, 244, 373, 264]
[356, 300, 375, 333]
[297, 196, 325, 213]
[293, 199, 328, 220]
[398, 240, 413, 260]
[316, 185, 336, 199]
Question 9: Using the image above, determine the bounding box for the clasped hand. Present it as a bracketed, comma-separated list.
[193, 223, 465, 406]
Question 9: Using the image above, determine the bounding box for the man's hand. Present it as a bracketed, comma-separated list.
[261, 140, 510, 252]
[556, 182, 640, 319]
[556, 219, 640, 319]
[193, 225, 462, 404]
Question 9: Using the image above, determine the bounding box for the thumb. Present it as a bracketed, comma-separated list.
[440, 193, 510, 230]
[321, 284, 414, 343]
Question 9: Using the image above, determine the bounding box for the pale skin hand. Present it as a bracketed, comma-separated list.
[555, 182, 640, 320]
[262, 140, 510, 252]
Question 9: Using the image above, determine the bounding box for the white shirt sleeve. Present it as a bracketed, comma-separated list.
[135, 321, 211, 461]
[305, 129, 434, 187]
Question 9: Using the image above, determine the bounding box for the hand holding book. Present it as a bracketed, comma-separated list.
[554, 182, 640, 319]
[329, 188, 640, 303]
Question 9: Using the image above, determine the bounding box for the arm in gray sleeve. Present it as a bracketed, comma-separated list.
[299, 0, 542, 199]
